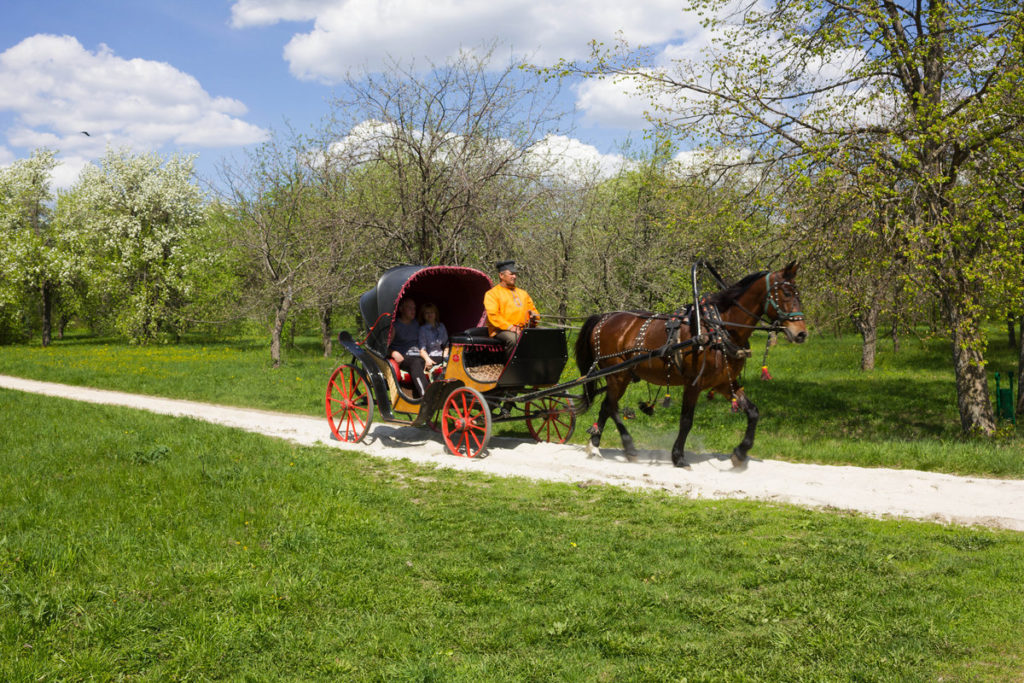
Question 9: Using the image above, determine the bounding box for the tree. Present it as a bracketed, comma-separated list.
[571, 0, 1024, 433]
[303, 142, 375, 357]
[325, 46, 570, 267]
[222, 133, 331, 367]
[0, 149, 82, 346]
[70, 147, 208, 342]
[0, 150, 55, 344]
[515, 156, 612, 321]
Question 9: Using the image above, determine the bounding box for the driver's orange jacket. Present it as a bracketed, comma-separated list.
[483, 285, 539, 336]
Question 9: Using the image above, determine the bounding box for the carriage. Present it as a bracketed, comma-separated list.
[325, 265, 578, 457]
[326, 260, 807, 466]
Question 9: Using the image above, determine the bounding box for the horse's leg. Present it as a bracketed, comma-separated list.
[586, 379, 617, 456]
[586, 396, 611, 454]
[731, 388, 759, 468]
[593, 374, 638, 461]
[671, 385, 701, 467]
[609, 410, 638, 462]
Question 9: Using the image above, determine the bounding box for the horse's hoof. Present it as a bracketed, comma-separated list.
[585, 442, 598, 459]
[626, 453, 638, 464]
[730, 453, 748, 469]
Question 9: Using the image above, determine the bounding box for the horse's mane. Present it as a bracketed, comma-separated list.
[706, 271, 768, 310]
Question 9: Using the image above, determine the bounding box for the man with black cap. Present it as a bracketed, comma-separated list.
[483, 259, 540, 354]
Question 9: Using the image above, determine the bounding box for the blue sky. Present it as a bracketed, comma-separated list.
[0, 0, 706, 189]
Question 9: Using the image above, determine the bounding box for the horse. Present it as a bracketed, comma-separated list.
[574, 262, 807, 468]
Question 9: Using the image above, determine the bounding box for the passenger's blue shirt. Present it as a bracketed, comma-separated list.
[418, 323, 448, 358]
[390, 318, 420, 356]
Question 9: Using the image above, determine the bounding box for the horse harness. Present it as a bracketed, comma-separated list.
[587, 273, 802, 396]
[589, 299, 748, 376]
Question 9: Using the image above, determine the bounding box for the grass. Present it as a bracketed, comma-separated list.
[2, 390, 1023, 680]
[0, 326, 1020, 477]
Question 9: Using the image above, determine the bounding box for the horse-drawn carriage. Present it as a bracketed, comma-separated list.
[326, 261, 808, 466]
[326, 265, 577, 457]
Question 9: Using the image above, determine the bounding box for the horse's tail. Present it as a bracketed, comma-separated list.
[574, 314, 602, 414]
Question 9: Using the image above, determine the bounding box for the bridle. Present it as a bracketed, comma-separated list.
[763, 273, 804, 324]
[711, 272, 803, 337]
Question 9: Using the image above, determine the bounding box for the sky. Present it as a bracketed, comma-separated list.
[0, 0, 709, 190]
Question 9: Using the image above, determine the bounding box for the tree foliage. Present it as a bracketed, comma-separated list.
[69, 148, 208, 342]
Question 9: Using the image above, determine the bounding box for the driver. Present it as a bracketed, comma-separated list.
[483, 259, 539, 354]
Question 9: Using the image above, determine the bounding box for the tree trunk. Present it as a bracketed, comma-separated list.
[852, 291, 881, 371]
[1009, 318, 1017, 350]
[946, 303, 996, 435]
[320, 306, 333, 358]
[1017, 315, 1024, 417]
[40, 280, 54, 347]
[890, 280, 901, 353]
[270, 295, 292, 368]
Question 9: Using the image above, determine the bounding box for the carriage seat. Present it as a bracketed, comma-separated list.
[388, 358, 444, 386]
[451, 326, 504, 348]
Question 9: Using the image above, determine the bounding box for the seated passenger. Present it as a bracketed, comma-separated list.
[483, 259, 540, 355]
[417, 303, 448, 373]
[389, 298, 428, 398]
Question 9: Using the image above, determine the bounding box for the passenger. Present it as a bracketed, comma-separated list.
[418, 303, 448, 373]
[483, 259, 540, 355]
[389, 297, 428, 398]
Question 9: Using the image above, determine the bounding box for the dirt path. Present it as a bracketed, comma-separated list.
[3, 374, 1023, 531]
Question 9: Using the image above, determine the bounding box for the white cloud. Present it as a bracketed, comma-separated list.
[574, 77, 652, 129]
[326, 121, 625, 182]
[0, 34, 269, 183]
[51, 155, 92, 189]
[231, 0, 337, 27]
[529, 134, 626, 179]
[230, 0, 701, 82]
[0, 145, 14, 167]
[574, 63, 707, 131]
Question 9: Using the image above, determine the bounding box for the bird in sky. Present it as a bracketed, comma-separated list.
[80, 131, 90, 136]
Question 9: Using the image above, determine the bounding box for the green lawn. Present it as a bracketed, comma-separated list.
[2, 390, 1023, 680]
[0, 328, 1020, 477]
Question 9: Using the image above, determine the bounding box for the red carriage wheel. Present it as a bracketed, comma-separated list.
[325, 364, 374, 443]
[525, 396, 576, 444]
[441, 387, 492, 458]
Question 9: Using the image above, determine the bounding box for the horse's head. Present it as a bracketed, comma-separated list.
[766, 261, 807, 344]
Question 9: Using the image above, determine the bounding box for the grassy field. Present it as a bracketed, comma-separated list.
[2, 390, 1024, 680]
[0, 327, 1020, 477]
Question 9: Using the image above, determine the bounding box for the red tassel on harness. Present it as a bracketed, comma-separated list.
[730, 397, 739, 413]
[760, 365, 773, 381]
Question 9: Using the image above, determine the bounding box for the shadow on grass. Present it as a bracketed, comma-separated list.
[732, 375, 960, 440]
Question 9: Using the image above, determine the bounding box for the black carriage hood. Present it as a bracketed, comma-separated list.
[358, 265, 493, 356]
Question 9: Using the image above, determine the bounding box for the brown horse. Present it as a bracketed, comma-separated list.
[574, 262, 807, 468]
